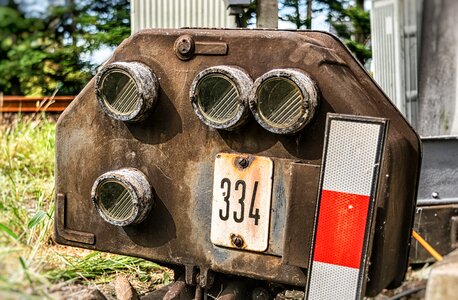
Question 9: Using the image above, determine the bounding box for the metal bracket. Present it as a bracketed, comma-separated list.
[194, 42, 228, 56]
[184, 265, 214, 289]
[56, 193, 95, 245]
[197, 267, 214, 288]
[175, 35, 228, 60]
[184, 265, 198, 286]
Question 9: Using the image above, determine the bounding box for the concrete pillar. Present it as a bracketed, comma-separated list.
[418, 0, 458, 136]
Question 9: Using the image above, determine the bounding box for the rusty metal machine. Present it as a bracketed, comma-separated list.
[54, 29, 421, 299]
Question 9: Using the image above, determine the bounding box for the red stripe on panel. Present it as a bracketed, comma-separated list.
[313, 190, 370, 269]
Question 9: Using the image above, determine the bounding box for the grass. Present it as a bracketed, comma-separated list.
[0, 114, 169, 299]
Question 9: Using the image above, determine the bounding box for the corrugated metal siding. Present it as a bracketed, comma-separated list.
[371, 0, 422, 127]
[401, 0, 422, 128]
[371, 0, 398, 110]
[131, 0, 236, 33]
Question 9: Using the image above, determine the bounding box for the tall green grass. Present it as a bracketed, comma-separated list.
[0, 114, 168, 298]
[0, 114, 56, 296]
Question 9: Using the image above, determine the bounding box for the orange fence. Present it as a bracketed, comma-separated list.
[0, 96, 75, 113]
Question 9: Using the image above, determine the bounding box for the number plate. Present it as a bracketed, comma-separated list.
[210, 153, 273, 252]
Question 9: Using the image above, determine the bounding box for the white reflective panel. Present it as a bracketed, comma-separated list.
[322, 120, 382, 196]
[308, 261, 359, 300]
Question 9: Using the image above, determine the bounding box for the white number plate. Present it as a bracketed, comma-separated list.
[210, 153, 273, 252]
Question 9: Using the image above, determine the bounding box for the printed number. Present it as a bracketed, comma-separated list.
[248, 181, 260, 225]
[219, 178, 260, 225]
[219, 178, 230, 221]
[233, 180, 245, 223]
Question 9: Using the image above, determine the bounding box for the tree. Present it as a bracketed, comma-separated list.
[0, 0, 89, 95]
[0, 0, 130, 96]
[76, 0, 131, 51]
[0, 2, 80, 95]
[239, 0, 257, 28]
[320, 0, 371, 64]
[279, 0, 312, 29]
[278, 0, 371, 64]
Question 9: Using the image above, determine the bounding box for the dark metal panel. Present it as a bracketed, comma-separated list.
[417, 137, 458, 205]
[410, 137, 458, 264]
[282, 163, 320, 269]
[55, 29, 421, 295]
[411, 205, 458, 263]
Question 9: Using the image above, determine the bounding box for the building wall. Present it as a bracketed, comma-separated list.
[131, 0, 236, 33]
[371, 0, 422, 128]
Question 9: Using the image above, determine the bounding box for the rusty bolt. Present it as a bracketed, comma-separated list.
[237, 157, 249, 169]
[175, 35, 195, 60]
[230, 234, 244, 248]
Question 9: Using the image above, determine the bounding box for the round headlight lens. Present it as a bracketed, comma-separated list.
[96, 180, 135, 223]
[196, 74, 239, 124]
[95, 62, 158, 122]
[100, 70, 138, 116]
[92, 168, 152, 226]
[250, 69, 319, 134]
[190, 66, 252, 130]
[257, 77, 303, 129]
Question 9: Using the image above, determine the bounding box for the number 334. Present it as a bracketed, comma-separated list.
[218, 178, 261, 225]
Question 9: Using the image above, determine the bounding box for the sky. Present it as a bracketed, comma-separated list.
[10, 0, 333, 65]
[13, 0, 64, 17]
[279, 12, 330, 31]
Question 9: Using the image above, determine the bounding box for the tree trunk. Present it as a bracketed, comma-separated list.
[257, 0, 278, 28]
[294, 0, 300, 28]
[356, 0, 364, 9]
[306, 0, 312, 29]
[355, 0, 365, 44]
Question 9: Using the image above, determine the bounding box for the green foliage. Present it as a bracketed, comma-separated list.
[0, 223, 19, 240]
[44, 251, 164, 284]
[279, 0, 311, 29]
[239, 0, 257, 28]
[0, 114, 56, 295]
[278, 0, 372, 64]
[0, 115, 55, 246]
[78, 0, 131, 49]
[324, 1, 372, 64]
[0, 0, 131, 96]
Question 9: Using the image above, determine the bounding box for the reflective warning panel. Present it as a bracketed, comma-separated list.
[306, 114, 388, 300]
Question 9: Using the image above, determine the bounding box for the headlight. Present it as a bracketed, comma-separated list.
[190, 66, 252, 130]
[249, 69, 319, 134]
[91, 168, 153, 226]
[95, 62, 159, 122]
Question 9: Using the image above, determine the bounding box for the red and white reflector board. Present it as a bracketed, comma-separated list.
[306, 114, 387, 300]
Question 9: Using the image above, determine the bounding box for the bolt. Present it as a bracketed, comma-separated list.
[178, 39, 191, 54]
[432, 192, 439, 199]
[230, 234, 244, 248]
[237, 157, 249, 168]
[175, 35, 195, 60]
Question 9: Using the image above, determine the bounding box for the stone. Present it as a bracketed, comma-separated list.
[50, 284, 107, 300]
[425, 249, 458, 299]
[115, 276, 140, 300]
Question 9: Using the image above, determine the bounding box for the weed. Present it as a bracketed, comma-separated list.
[44, 251, 163, 284]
